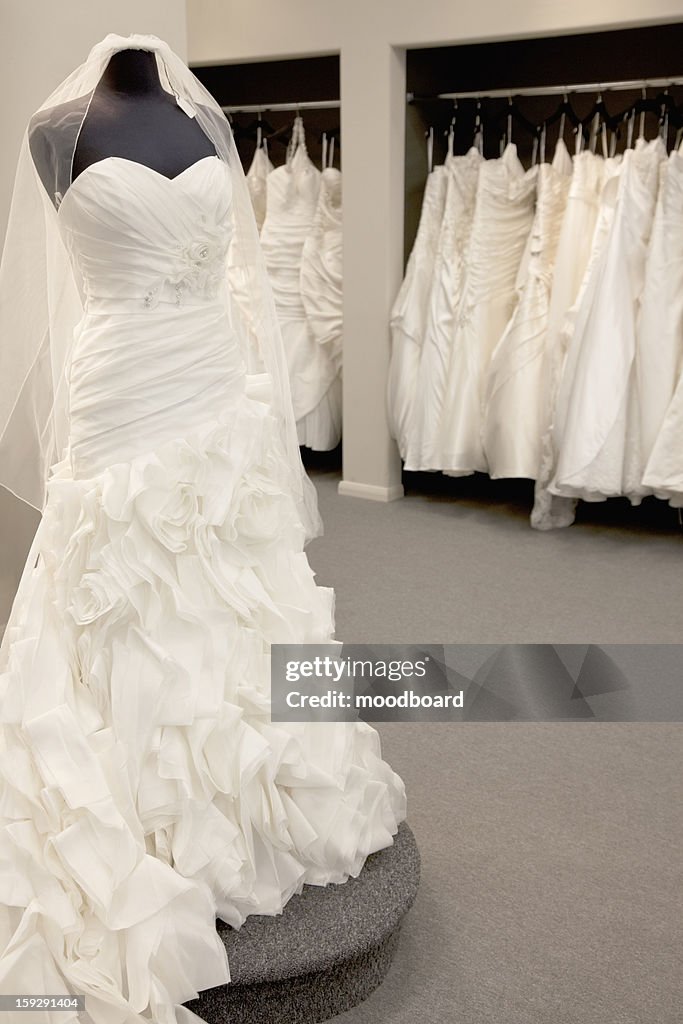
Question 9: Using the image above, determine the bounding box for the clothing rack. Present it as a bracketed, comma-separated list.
[407, 76, 683, 102]
[222, 100, 340, 114]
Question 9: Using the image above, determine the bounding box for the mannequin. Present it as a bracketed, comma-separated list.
[29, 48, 216, 203]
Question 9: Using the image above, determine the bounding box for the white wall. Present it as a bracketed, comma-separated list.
[188, 0, 683, 500]
[0, 0, 188, 627]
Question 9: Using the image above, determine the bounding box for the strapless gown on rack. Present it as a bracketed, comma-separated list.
[245, 144, 273, 232]
[300, 166, 343, 450]
[0, 155, 406, 1023]
[483, 140, 572, 479]
[403, 148, 481, 472]
[439, 143, 537, 476]
[549, 138, 665, 503]
[388, 164, 448, 460]
[260, 147, 341, 451]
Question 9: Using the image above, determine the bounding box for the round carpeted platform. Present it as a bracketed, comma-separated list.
[184, 821, 420, 1024]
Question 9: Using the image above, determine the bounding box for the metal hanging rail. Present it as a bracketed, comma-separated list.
[222, 99, 340, 114]
[407, 76, 683, 102]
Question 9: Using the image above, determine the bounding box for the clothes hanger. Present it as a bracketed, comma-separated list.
[425, 126, 435, 173]
[494, 97, 537, 153]
[243, 110, 276, 147]
[444, 100, 457, 157]
[545, 91, 581, 141]
[659, 91, 670, 147]
[473, 98, 484, 156]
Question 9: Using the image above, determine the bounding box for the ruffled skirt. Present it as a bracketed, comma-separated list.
[0, 378, 406, 1023]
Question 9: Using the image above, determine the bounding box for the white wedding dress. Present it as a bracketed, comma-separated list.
[636, 146, 683, 501]
[245, 144, 273, 232]
[531, 147, 608, 528]
[388, 164, 448, 459]
[483, 140, 572, 479]
[0, 154, 405, 1021]
[260, 140, 341, 450]
[299, 166, 343, 450]
[549, 137, 665, 502]
[439, 143, 537, 475]
[403, 147, 481, 472]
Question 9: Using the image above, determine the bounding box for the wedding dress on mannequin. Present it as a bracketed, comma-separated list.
[0, 35, 405, 1024]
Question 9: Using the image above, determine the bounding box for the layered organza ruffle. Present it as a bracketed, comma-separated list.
[0, 379, 406, 1023]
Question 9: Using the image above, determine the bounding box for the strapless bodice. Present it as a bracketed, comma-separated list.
[58, 155, 233, 313]
[56, 155, 247, 478]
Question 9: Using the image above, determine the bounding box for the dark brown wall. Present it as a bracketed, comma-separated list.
[191, 55, 341, 171]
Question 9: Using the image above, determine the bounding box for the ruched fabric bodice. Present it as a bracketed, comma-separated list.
[59, 155, 233, 312]
[56, 156, 247, 475]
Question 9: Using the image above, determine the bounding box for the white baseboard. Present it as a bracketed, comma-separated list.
[337, 480, 404, 502]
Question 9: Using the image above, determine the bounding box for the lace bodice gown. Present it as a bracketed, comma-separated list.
[0, 155, 406, 1023]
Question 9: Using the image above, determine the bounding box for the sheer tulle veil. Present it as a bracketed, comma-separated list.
[0, 32, 322, 540]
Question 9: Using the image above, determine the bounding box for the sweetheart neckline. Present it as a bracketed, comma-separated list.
[58, 155, 226, 217]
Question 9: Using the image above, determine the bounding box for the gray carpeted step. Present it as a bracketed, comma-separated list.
[184, 821, 420, 1023]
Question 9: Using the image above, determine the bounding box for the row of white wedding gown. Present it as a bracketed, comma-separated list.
[389, 130, 683, 528]
[246, 120, 343, 450]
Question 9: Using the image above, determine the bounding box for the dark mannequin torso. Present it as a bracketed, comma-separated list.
[29, 48, 216, 204]
[72, 49, 216, 181]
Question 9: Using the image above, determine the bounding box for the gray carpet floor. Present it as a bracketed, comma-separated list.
[305, 466, 683, 643]
[301, 467, 682, 1024]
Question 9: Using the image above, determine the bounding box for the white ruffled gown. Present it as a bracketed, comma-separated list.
[0, 155, 406, 1023]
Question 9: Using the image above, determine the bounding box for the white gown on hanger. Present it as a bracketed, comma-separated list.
[300, 165, 343, 450]
[0, 155, 405, 1020]
[245, 144, 273, 232]
[388, 164, 448, 459]
[483, 139, 572, 479]
[531, 147, 607, 528]
[440, 143, 537, 475]
[403, 146, 482, 472]
[260, 140, 340, 450]
[549, 137, 665, 503]
[635, 146, 683, 500]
